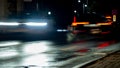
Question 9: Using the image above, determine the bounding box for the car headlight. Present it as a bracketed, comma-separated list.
[0, 22, 20, 26]
[24, 22, 47, 26]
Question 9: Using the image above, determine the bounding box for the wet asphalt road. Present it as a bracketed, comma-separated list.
[0, 32, 116, 68]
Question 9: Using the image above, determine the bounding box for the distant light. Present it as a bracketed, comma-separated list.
[72, 22, 89, 26]
[57, 29, 63, 32]
[84, 4, 87, 7]
[74, 10, 77, 13]
[26, 13, 31, 15]
[63, 29, 68, 32]
[113, 15, 116, 22]
[97, 22, 112, 25]
[90, 29, 101, 34]
[57, 29, 68, 32]
[0, 22, 20, 26]
[72, 23, 77, 26]
[92, 12, 96, 14]
[24, 22, 47, 26]
[84, 24, 100, 27]
[48, 11, 51, 15]
[78, 0, 81, 3]
[105, 16, 112, 19]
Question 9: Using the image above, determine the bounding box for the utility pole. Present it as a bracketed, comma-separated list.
[86, 0, 89, 13]
[83, 0, 88, 14]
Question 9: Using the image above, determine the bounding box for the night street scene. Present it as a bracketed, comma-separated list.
[0, 0, 120, 68]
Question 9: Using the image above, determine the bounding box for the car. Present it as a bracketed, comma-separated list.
[69, 13, 113, 35]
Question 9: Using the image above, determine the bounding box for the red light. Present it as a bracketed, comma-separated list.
[98, 42, 110, 48]
[97, 40, 116, 49]
[73, 16, 77, 22]
[101, 31, 111, 34]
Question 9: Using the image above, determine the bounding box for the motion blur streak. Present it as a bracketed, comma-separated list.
[0, 22, 20, 26]
[97, 22, 112, 25]
[24, 22, 47, 26]
[72, 22, 89, 26]
[0, 51, 19, 59]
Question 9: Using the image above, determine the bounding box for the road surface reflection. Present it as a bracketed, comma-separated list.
[0, 33, 116, 68]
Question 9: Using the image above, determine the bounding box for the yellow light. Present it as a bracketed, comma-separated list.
[113, 15, 116, 22]
[71, 22, 89, 26]
[97, 22, 112, 25]
[76, 22, 89, 25]
[105, 16, 112, 19]
[72, 23, 77, 26]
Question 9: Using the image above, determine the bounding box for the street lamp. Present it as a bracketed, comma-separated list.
[78, 0, 81, 3]
[74, 10, 77, 13]
[48, 11, 51, 15]
[84, 4, 87, 7]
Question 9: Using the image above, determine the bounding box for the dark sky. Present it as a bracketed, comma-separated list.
[92, 0, 119, 14]
[40, 0, 73, 27]
[37, 0, 73, 16]
[42, 0, 120, 16]
[41, 0, 120, 27]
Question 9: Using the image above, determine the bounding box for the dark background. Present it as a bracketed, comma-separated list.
[8, 0, 120, 28]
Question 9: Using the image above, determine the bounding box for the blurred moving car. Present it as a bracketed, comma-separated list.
[0, 19, 56, 35]
[68, 13, 113, 35]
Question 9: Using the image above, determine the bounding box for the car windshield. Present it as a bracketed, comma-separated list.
[0, 0, 120, 68]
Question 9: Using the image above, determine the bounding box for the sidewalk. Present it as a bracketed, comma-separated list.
[82, 51, 120, 68]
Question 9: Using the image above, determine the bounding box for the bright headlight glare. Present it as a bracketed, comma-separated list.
[0, 22, 20, 26]
[24, 22, 47, 26]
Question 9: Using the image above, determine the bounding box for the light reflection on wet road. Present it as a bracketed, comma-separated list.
[0, 33, 114, 68]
